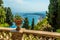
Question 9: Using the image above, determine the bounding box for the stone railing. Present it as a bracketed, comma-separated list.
[0, 27, 60, 40]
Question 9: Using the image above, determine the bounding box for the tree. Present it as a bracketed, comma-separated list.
[0, 0, 3, 6]
[47, 0, 58, 31]
[22, 17, 29, 29]
[5, 7, 13, 26]
[57, 0, 60, 29]
[0, 6, 6, 24]
[31, 18, 34, 30]
[34, 17, 48, 30]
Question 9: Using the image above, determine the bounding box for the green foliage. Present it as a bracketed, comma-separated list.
[31, 18, 35, 30]
[15, 14, 22, 20]
[22, 17, 29, 29]
[0, 6, 6, 24]
[5, 7, 13, 26]
[42, 26, 53, 32]
[34, 17, 53, 31]
[47, 0, 60, 31]
[0, 23, 9, 27]
[34, 17, 48, 30]
[56, 29, 60, 33]
[0, 0, 13, 27]
[0, 0, 3, 6]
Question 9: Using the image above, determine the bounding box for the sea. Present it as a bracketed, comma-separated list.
[10, 12, 46, 28]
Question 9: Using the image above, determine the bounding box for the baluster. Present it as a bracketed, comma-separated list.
[22, 34, 27, 40]
[44, 37, 47, 40]
[52, 38, 56, 40]
[48, 37, 56, 40]
[36, 36, 40, 40]
[40, 36, 43, 40]
[48, 37, 53, 40]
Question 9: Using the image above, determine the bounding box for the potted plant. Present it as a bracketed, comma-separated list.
[14, 14, 22, 31]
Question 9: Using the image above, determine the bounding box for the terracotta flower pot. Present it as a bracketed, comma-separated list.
[14, 18, 22, 31]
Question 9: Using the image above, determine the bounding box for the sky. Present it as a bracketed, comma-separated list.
[3, 0, 49, 13]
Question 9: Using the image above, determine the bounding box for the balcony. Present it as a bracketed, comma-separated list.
[0, 27, 60, 40]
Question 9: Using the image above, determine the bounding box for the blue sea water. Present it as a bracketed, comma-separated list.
[10, 13, 46, 28]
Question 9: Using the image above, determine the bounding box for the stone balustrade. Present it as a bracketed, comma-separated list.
[0, 27, 60, 40]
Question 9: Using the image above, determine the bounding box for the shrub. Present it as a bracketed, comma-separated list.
[56, 29, 60, 33]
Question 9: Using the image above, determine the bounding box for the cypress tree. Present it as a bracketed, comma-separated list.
[5, 7, 13, 26]
[22, 17, 29, 29]
[31, 18, 34, 30]
[57, 0, 60, 29]
[47, 0, 58, 31]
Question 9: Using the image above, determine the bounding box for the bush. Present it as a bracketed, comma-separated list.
[56, 29, 60, 33]
[0, 23, 9, 27]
